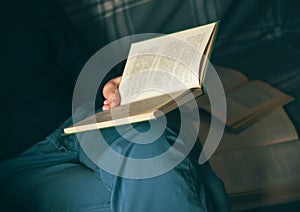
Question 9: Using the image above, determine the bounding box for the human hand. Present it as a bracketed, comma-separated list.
[102, 76, 122, 110]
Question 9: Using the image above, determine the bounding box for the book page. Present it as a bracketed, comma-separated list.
[198, 81, 294, 130]
[198, 108, 299, 153]
[210, 140, 300, 196]
[213, 66, 248, 90]
[119, 22, 216, 105]
[197, 66, 248, 104]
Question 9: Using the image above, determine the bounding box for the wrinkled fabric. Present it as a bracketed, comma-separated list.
[0, 105, 229, 211]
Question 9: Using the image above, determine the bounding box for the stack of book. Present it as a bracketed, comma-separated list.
[197, 67, 300, 211]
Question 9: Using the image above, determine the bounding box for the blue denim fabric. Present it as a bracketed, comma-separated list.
[0, 115, 111, 212]
[0, 105, 229, 212]
[77, 121, 208, 212]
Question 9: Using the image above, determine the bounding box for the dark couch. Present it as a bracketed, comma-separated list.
[1, 0, 299, 211]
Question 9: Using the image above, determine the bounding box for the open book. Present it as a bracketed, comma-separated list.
[64, 22, 219, 134]
[197, 66, 294, 132]
[197, 105, 299, 210]
[198, 108, 299, 153]
[210, 138, 300, 211]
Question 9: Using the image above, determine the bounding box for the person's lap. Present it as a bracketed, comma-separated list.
[0, 106, 229, 211]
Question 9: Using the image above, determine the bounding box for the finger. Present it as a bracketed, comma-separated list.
[102, 77, 122, 100]
[110, 90, 121, 108]
[102, 105, 110, 111]
[102, 100, 109, 110]
[102, 91, 119, 108]
[103, 82, 117, 100]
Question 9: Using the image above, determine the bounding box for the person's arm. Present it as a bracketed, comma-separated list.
[102, 76, 122, 110]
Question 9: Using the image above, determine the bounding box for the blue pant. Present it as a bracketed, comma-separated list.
[0, 108, 229, 212]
